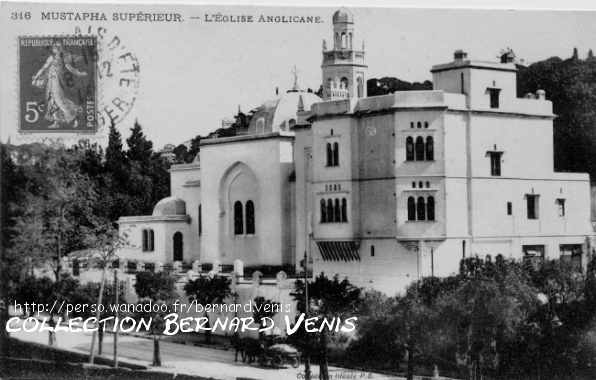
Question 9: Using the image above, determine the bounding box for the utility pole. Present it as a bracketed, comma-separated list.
[303, 249, 311, 380]
[113, 268, 119, 368]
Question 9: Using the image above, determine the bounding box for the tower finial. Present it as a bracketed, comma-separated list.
[291, 65, 300, 91]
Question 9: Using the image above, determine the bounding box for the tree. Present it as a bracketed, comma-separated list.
[9, 146, 98, 281]
[70, 281, 124, 356]
[291, 273, 361, 380]
[134, 270, 176, 366]
[126, 120, 153, 164]
[184, 274, 231, 344]
[81, 219, 128, 365]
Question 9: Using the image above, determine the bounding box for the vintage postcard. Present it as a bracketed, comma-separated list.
[2, 2, 596, 380]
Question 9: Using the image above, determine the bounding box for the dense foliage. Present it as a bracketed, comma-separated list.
[347, 256, 596, 380]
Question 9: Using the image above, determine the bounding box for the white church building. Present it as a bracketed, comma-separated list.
[117, 9, 595, 294]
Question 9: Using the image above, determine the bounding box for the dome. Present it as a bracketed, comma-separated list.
[152, 196, 186, 216]
[332, 8, 353, 24]
[248, 90, 321, 134]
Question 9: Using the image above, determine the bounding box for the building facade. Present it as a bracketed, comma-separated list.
[117, 8, 595, 294]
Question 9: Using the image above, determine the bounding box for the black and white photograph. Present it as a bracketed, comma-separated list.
[2, 1, 596, 379]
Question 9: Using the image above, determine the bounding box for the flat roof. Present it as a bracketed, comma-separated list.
[431, 60, 517, 73]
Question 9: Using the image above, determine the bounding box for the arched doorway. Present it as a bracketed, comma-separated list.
[173, 232, 183, 261]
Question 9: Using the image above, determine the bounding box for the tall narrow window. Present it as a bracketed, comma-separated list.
[556, 198, 566, 217]
[489, 152, 502, 176]
[488, 88, 501, 109]
[341, 198, 348, 222]
[234, 201, 244, 234]
[334, 198, 341, 222]
[417, 196, 426, 221]
[425, 136, 434, 161]
[370, 245, 375, 257]
[198, 205, 202, 235]
[326, 143, 333, 167]
[333, 142, 339, 166]
[148, 230, 154, 251]
[407, 197, 416, 221]
[245, 200, 255, 234]
[142, 229, 148, 251]
[327, 199, 334, 222]
[173, 232, 183, 261]
[357, 77, 363, 97]
[526, 195, 539, 220]
[321, 199, 327, 223]
[406, 137, 414, 161]
[507, 202, 512, 215]
[415, 137, 425, 161]
[427, 196, 435, 221]
[460, 73, 465, 94]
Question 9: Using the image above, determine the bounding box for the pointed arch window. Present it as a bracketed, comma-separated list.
[321, 199, 327, 223]
[341, 198, 348, 222]
[245, 200, 255, 234]
[234, 201, 243, 235]
[417, 196, 426, 221]
[406, 137, 414, 161]
[425, 136, 434, 161]
[407, 197, 416, 221]
[334, 198, 341, 222]
[427, 196, 435, 221]
[340, 77, 349, 90]
[326, 143, 333, 166]
[327, 199, 334, 222]
[415, 137, 425, 161]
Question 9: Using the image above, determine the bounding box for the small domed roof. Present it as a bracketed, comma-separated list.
[152, 196, 186, 216]
[332, 8, 353, 24]
[248, 90, 321, 134]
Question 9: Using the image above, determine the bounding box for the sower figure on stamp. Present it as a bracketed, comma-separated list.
[31, 41, 87, 129]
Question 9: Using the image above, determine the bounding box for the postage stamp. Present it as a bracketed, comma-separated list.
[18, 36, 97, 133]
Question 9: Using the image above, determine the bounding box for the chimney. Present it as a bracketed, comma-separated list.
[500, 51, 515, 63]
[454, 50, 468, 62]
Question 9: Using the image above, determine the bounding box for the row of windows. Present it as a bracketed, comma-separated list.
[509, 196, 565, 220]
[412, 181, 431, 189]
[406, 136, 434, 161]
[142, 229, 155, 252]
[325, 183, 342, 192]
[407, 196, 436, 221]
[326, 142, 340, 167]
[234, 200, 255, 235]
[335, 31, 353, 49]
[140, 230, 183, 261]
[320, 198, 348, 223]
[523, 244, 582, 271]
[410, 121, 429, 129]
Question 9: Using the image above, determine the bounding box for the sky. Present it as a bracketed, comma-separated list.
[2, 3, 596, 148]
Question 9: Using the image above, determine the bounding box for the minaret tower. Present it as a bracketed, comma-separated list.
[321, 8, 367, 100]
